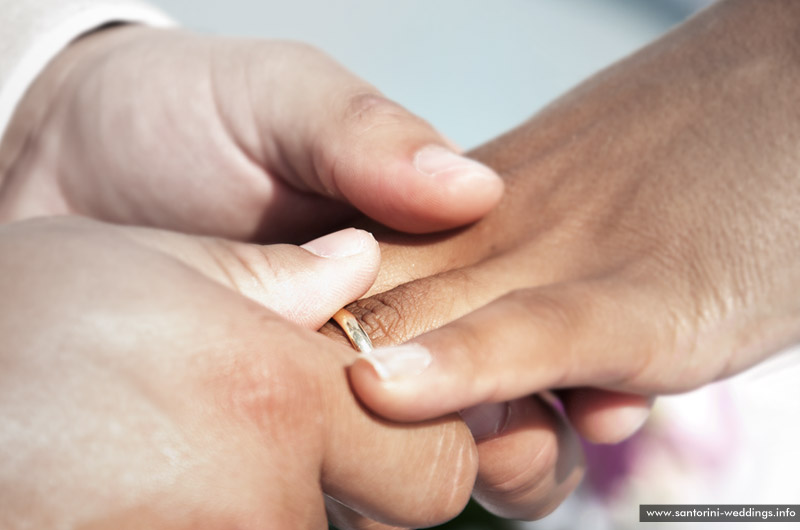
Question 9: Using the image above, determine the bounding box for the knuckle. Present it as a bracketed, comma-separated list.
[500, 285, 595, 389]
[412, 424, 478, 525]
[589, 280, 673, 390]
[508, 288, 580, 339]
[346, 285, 428, 346]
[318, 90, 434, 197]
[475, 436, 577, 520]
[205, 239, 289, 294]
[346, 273, 468, 347]
[480, 436, 558, 503]
[441, 318, 501, 401]
[341, 92, 416, 137]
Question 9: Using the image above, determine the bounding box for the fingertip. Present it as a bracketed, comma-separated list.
[324, 360, 479, 527]
[357, 343, 433, 380]
[460, 402, 511, 441]
[300, 228, 381, 286]
[408, 145, 505, 226]
[331, 144, 504, 233]
[394, 146, 504, 233]
[347, 355, 409, 419]
[562, 389, 653, 445]
[320, 97, 504, 232]
[300, 227, 378, 260]
[348, 340, 483, 423]
[257, 228, 380, 329]
[471, 397, 585, 521]
[347, 351, 439, 423]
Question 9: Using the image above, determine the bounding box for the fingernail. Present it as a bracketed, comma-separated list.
[460, 402, 511, 440]
[301, 228, 372, 258]
[358, 344, 432, 380]
[414, 145, 499, 183]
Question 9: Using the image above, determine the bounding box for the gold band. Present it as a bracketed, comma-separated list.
[332, 308, 374, 353]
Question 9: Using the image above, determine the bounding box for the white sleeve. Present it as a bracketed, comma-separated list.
[0, 0, 175, 141]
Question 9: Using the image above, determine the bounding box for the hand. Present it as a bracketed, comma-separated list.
[0, 26, 502, 240]
[0, 217, 478, 529]
[327, 0, 800, 519]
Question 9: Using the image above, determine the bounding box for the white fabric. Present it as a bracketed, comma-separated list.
[0, 0, 174, 142]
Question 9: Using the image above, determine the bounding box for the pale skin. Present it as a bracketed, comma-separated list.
[339, 0, 800, 521]
[0, 217, 480, 529]
[0, 26, 503, 239]
[0, 22, 508, 530]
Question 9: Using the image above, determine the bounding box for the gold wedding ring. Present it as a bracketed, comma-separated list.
[332, 308, 374, 353]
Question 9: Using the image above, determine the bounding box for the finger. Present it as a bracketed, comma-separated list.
[317, 253, 586, 523]
[559, 389, 653, 444]
[123, 226, 380, 329]
[325, 496, 408, 530]
[89, 218, 477, 527]
[462, 397, 585, 520]
[320, 370, 478, 528]
[321, 250, 532, 348]
[196, 291, 478, 529]
[258, 328, 479, 528]
[348, 278, 703, 422]
[246, 45, 504, 233]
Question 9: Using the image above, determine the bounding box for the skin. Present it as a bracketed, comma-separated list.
[0, 24, 505, 529]
[0, 26, 503, 240]
[339, 0, 800, 520]
[0, 217, 479, 529]
[6, 0, 798, 527]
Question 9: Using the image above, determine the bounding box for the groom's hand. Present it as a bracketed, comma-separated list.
[0, 26, 503, 240]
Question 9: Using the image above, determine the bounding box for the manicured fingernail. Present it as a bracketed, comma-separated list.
[460, 402, 511, 440]
[414, 145, 499, 183]
[301, 228, 372, 258]
[358, 344, 432, 380]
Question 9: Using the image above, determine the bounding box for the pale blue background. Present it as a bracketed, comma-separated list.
[150, 0, 711, 149]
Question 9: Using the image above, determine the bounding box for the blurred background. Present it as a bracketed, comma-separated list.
[145, 1, 735, 529]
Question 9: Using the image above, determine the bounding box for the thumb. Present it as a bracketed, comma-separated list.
[347, 280, 672, 422]
[126, 227, 380, 329]
[249, 47, 504, 233]
[312, 107, 505, 233]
